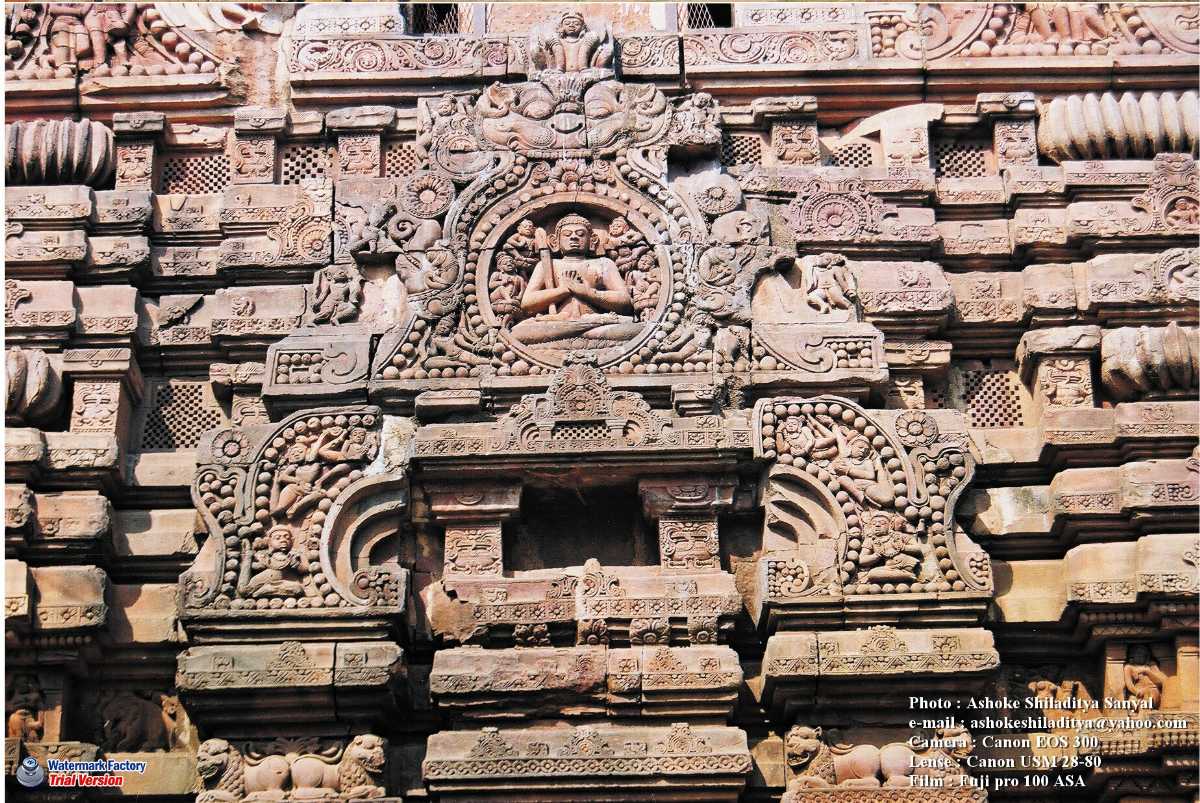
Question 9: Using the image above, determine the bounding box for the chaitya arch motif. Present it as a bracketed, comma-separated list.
[5, 2, 1199, 801]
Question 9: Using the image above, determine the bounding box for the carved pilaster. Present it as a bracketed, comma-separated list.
[231, 108, 287, 185]
[977, 91, 1038, 170]
[61, 348, 144, 448]
[112, 112, 166, 191]
[1017, 325, 1101, 412]
[640, 476, 734, 573]
[426, 480, 522, 580]
[753, 95, 820, 167]
[328, 106, 396, 179]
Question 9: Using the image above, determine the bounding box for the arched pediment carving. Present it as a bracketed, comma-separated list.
[753, 396, 992, 629]
[183, 406, 408, 634]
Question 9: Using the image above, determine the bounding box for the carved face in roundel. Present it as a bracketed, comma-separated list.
[556, 218, 592, 255]
[267, 526, 293, 552]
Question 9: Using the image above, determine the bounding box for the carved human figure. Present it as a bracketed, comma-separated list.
[604, 217, 657, 320]
[658, 211, 788, 365]
[1166, 197, 1200, 228]
[491, 219, 539, 326]
[1123, 645, 1166, 710]
[1027, 3, 1109, 43]
[510, 214, 640, 347]
[347, 201, 400, 262]
[858, 511, 924, 584]
[5, 674, 44, 742]
[800, 252, 857, 314]
[311, 265, 363, 326]
[819, 419, 895, 507]
[269, 429, 363, 520]
[47, 3, 135, 70]
[530, 11, 611, 74]
[239, 525, 308, 599]
[315, 425, 372, 468]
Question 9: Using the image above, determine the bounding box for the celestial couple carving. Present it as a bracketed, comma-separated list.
[187, 410, 389, 613]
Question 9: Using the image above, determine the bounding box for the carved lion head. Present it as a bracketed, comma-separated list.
[937, 726, 974, 760]
[346, 734, 386, 772]
[196, 739, 234, 780]
[784, 725, 823, 770]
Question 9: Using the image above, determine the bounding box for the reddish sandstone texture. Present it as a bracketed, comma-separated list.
[3, 3, 1198, 801]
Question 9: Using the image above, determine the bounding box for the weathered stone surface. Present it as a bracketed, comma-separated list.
[4, 4, 1198, 801]
[424, 723, 752, 801]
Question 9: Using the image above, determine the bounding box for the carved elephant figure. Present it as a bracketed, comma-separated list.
[100, 692, 173, 752]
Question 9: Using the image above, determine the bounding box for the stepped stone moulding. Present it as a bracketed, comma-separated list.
[3, 4, 1200, 802]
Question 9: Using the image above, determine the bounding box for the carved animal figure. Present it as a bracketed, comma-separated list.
[300, 734, 387, 799]
[785, 725, 973, 789]
[196, 739, 245, 803]
[99, 691, 177, 752]
[195, 735, 387, 801]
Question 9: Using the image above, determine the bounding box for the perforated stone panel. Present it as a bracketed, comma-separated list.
[137, 380, 224, 451]
[384, 140, 422, 177]
[158, 152, 231, 195]
[925, 380, 947, 410]
[933, 139, 990, 178]
[281, 143, 333, 185]
[409, 3, 466, 35]
[720, 132, 762, 167]
[679, 3, 731, 29]
[833, 141, 875, 169]
[957, 367, 1026, 428]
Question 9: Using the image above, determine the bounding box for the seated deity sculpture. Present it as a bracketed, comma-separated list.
[509, 214, 643, 348]
[239, 525, 309, 599]
[859, 511, 925, 584]
[529, 10, 612, 75]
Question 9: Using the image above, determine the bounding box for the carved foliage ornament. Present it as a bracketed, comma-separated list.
[755, 397, 987, 596]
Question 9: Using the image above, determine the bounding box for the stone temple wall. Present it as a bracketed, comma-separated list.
[3, 3, 1198, 801]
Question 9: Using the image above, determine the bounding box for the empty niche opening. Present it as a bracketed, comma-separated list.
[506, 483, 656, 572]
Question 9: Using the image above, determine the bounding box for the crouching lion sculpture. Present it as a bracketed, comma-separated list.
[197, 734, 387, 802]
[784, 724, 974, 791]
